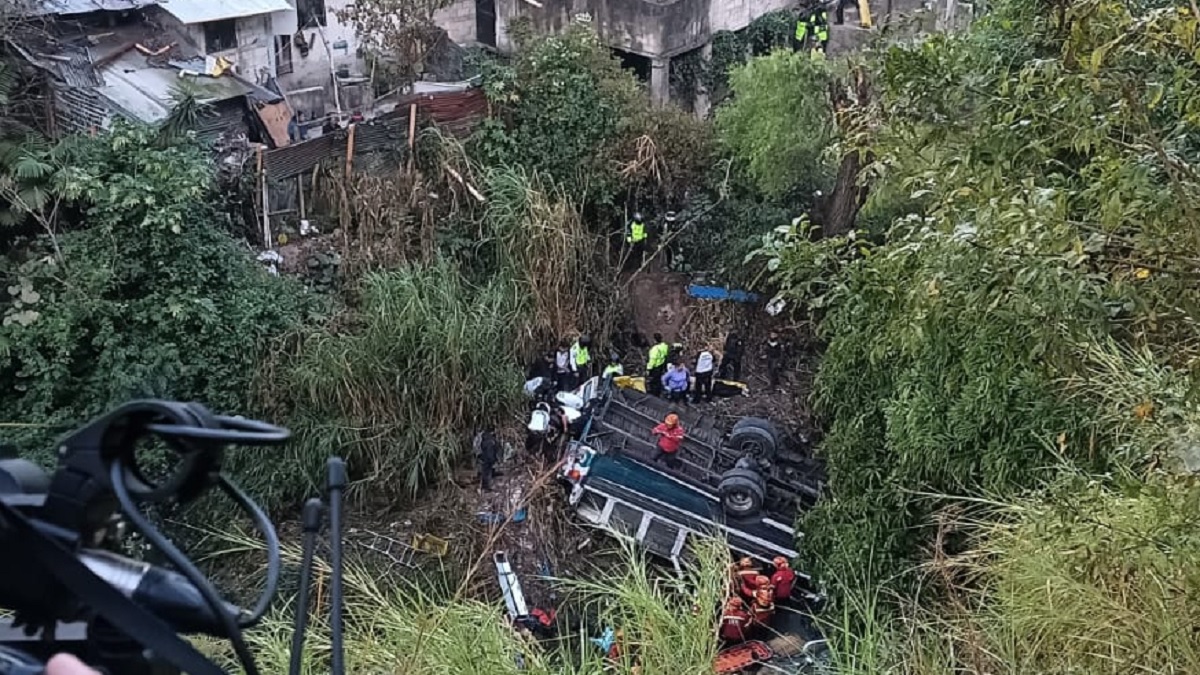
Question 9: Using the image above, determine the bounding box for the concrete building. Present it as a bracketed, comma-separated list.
[507, 0, 795, 103]
[18, 0, 296, 142]
[149, 0, 299, 85]
[273, 0, 371, 122]
[424, 0, 794, 104]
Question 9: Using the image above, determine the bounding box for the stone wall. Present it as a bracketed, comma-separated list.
[709, 0, 793, 33]
[496, 0, 703, 57]
[433, 0, 477, 44]
[51, 85, 109, 136]
[493, 0, 801, 58]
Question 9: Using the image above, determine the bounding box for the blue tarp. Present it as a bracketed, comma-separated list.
[686, 284, 760, 303]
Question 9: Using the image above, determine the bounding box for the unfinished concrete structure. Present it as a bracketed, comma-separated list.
[502, 0, 793, 103]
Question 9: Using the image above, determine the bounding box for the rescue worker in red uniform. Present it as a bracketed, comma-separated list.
[732, 557, 758, 588]
[770, 556, 796, 601]
[741, 574, 771, 602]
[719, 596, 752, 643]
[750, 584, 776, 627]
[651, 413, 685, 470]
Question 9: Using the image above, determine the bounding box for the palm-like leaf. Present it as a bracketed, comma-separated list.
[12, 154, 53, 180]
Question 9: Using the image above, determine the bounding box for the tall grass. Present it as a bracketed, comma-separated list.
[247, 259, 523, 505]
[1063, 337, 1200, 470]
[484, 167, 615, 347]
[963, 473, 1200, 675]
[200, 534, 728, 674]
[558, 538, 726, 674]
[822, 471, 1200, 675]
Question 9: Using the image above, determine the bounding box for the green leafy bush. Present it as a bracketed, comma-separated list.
[716, 50, 835, 199]
[0, 123, 314, 463]
[475, 20, 641, 203]
[759, 0, 1200, 603]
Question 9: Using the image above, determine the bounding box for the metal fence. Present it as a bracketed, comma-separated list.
[262, 88, 488, 181]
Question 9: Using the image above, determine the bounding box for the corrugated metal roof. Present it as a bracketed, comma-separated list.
[156, 0, 293, 24]
[263, 88, 489, 180]
[29, 0, 154, 16]
[7, 41, 102, 87]
[97, 50, 253, 123]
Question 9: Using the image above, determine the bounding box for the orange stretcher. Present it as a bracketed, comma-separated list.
[715, 640, 773, 674]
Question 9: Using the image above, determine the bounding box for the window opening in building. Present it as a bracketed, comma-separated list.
[276, 35, 294, 74]
[475, 0, 496, 47]
[612, 49, 650, 82]
[297, 0, 327, 27]
[204, 19, 238, 53]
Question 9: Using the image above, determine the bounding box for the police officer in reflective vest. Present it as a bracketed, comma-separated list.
[602, 352, 624, 380]
[570, 335, 592, 382]
[626, 212, 647, 265]
[795, 6, 830, 56]
[645, 333, 669, 397]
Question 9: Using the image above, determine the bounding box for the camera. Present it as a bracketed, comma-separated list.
[0, 400, 349, 675]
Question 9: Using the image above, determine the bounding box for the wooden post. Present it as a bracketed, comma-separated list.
[407, 102, 418, 172]
[297, 175, 306, 220]
[258, 146, 271, 246]
[345, 123, 356, 177]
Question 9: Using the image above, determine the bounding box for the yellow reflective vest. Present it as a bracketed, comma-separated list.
[796, 11, 829, 42]
[572, 342, 590, 367]
[627, 220, 646, 244]
[647, 342, 669, 370]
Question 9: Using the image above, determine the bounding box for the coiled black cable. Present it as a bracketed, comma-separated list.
[109, 460, 275, 675]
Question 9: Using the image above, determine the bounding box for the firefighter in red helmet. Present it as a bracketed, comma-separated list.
[770, 556, 796, 601]
[718, 596, 752, 643]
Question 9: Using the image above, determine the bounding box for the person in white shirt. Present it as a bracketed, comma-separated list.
[694, 349, 715, 403]
[554, 339, 572, 391]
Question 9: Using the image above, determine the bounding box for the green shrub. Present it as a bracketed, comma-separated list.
[255, 259, 523, 506]
[0, 123, 314, 463]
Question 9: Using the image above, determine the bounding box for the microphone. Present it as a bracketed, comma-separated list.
[77, 550, 242, 637]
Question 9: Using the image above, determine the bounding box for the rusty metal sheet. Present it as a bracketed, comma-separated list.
[262, 88, 489, 180]
[256, 100, 293, 148]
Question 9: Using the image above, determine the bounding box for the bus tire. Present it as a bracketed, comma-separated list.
[728, 424, 778, 460]
[718, 469, 766, 519]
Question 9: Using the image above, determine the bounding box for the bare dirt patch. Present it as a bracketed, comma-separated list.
[625, 271, 691, 342]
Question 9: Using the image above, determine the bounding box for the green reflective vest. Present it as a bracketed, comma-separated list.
[573, 343, 590, 366]
[797, 11, 829, 41]
[603, 363, 624, 378]
[627, 220, 646, 244]
[647, 342, 669, 369]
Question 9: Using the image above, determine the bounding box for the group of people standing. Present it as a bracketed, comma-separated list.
[720, 556, 797, 644]
[526, 334, 627, 394]
[644, 333, 729, 404]
[643, 329, 789, 404]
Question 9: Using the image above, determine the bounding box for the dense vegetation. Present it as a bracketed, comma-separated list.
[4, 0, 1200, 672]
[755, 0, 1200, 671]
[0, 123, 315, 467]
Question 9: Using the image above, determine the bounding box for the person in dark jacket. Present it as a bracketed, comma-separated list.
[764, 332, 785, 387]
[477, 427, 500, 492]
[718, 331, 744, 381]
[527, 351, 555, 382]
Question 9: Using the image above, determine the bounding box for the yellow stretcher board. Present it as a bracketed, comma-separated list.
[858, 0, 873, 27]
